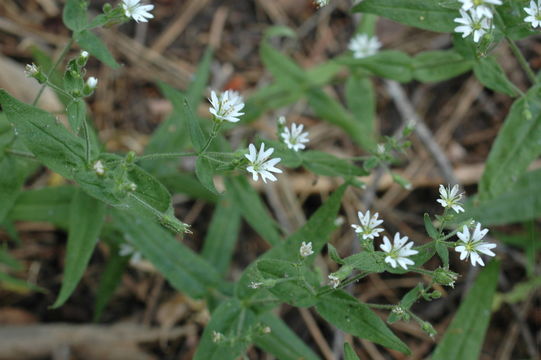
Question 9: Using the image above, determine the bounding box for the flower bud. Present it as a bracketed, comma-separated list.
[83, 76, 98, 96]
[433, 267, 459, 288]
[24, 63, 47, 83]
[77, 51, 90, 67]
[421, 321, 437, 338]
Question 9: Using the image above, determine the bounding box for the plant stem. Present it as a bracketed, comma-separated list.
[81, 118, 91, 164]
[136, 152, 197, 161]
[366, 303, 395, 310]
[4, 148, 37, 160]
[32, 38, 74, 106]
[200, 121, 222, 154]
[505, 36, 538, 85]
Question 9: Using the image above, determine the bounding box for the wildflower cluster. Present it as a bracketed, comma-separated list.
[454, 0, 501, 43]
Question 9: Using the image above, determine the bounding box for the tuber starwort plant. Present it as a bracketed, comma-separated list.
[0, 0, 539, 359]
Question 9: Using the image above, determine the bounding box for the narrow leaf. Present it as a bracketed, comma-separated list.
[52, 189, 105, 308]
[339, 51, 413, 82]
[413, 50, 473, 83]
[473, 56, 518, 97]
[316, 291, 410, 354]
[183, 98, 206, 153]
[66, 100, 86, 133]
[431, 261, 500, 360]
[344, 343, 360, 360]
[62, 0, 88, 32]
[195, 156, 218, 194]
[346, 75, 375, 137]
[302, 150, 367, 177]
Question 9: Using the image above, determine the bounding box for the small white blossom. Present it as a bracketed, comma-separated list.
[348, 34, 381, 59]
[436, 184, 465, 213]
[454, 9, 492, 43]
[458, 0, 502, 18]
[351, 210, 384, 241]
[212, 331, 225, 343]
[245, 143, 282, 183]
[391, 306, 405, 315]
[328, 274, 340, 289]
[314, 0, 329, 8]
[281, 123, 310, 152]
[278, 116, 286, 125]
[93, 160, 105, 175]
[128, 182, 137, 191]
[81, 51, 89, 58]
[524, 0, 541, 27]
[455, 223, 496, 267]
[380, 233, 418, 270]
[376, 143, 386, 155]
[119, 243, 143, 265]
[122, 0, 154, 23]
[209, 90, 245, 123]
[263, 326, 272, 334]
[24, 63, 39, 77]
[299, 241, 314, 257]
[249, 281, 262, 289]
[86, 76, 98, 89]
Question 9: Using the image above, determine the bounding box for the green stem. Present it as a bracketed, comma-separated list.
[366, 303, 395, 310]
[200, 121, 222, 154]
[4, 148, 37, 160]
[47, 82, 76, 101]
[33, 38, 74, 106]
[136, 152, 197, 162]
[505, 36, 537, 85]
[81, 118, 91, 164]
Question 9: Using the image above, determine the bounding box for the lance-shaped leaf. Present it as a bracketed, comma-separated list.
[431, 261, 500, 360]
[52, 189, 106, 308]
[344, 343, 361, 360]
[473, 56, 519, 97]
[316, 290, 410, 354]
[63, 0, 88, 32]
[413, 50, 473, 83]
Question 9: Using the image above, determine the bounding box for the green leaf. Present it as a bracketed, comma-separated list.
[254, 313, 320, 360]
[93, 244, 129, 321]
[0, 248, 23, 271]
[66, 100, 86, 133]
[262, 140, 302, 168]
[339, 51, 413, 82]
[157, 170, 218, 202]
[343, 251, 386, 273]
[387, 283, 423, 323]
[63, 0, 88, 32]
[479, 86, 541, 200]
[346, 75, 375, 137]
[225, 176, 282, 246]
[74, 30, 120, 69]
[195, 156, 218, 194]
[260, 42, 306, 88]
[413, 50, 473, 83]
[194, 299, 255, 360]
[183, 98, 206, 153]
[435, 241, 449, 268]
[473, 56, 518, 97]
[0, 272, 44, 293]
[352, 0, 456, 33]
[344, 342, 360, 360]
[202, 196, 241, 274]
[0, 155, 35, 223]
[243, 83, 304, 124]
[307, 88, 376, 150]
[316, 290, 410, 354]
[431, 261, 500, 360]
[496, 0, 537, 40]
[328, 243, 345, 265]
[52, 189, 106, 308]
[0, 90, 88, 176]
[9, 186, 75, 229]
[423, 213, 438, 239]
[256, 259, 319, 307]
[462, 169, 541, 225]
[302, 150, 366, 177]
[112, 211, 221, 298]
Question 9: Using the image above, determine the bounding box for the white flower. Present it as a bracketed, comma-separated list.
[455, 223, 496, 267]
[119, 243, 143, 265]
[314, 0, 329, 8]
[93, 160, 105, 175]
[454, 9, 492, 43]
[524, 0, 541, 28]
[209, 90, 245, 123]
[281, 123, 310, 152]
[86, 76, 98, 89]
[249, 281, 262, 289]
[122, 0, 154, 23]
[380, 233, 419, 270]
[328, 274, 340, 288]
[128, 182, 137, 192]
[81, 51, 89, 58]
[458, 0, 502, 18]
[263, 326, 271, 334]
[24, 63, 39, 77]
[348, 34, 381, 59]
[299, 241, 314, 257]
[278, 116, 286, 125]
[436, 184, 465, 213]
[245, 143, 282, 183]
[351, 210, 384, 241]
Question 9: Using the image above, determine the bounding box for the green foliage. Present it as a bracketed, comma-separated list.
[63, 0, 88, 32]
[344, 342, 360, 360]
[316, 291, 410, 354]
[353, 0, 456, 33]
[473, 56, 519, 96]
[302, 150, 366, 177]
[479, 86, 541, 200]
[339, 51, 413, 82]
[66, 100, 86, 133]
[431, 261, 500, 360]
[52, 189, 106, 308]
[413, 50, 473, 83]
[346, 74, 376, 137]
[74, 30, 120, 69]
